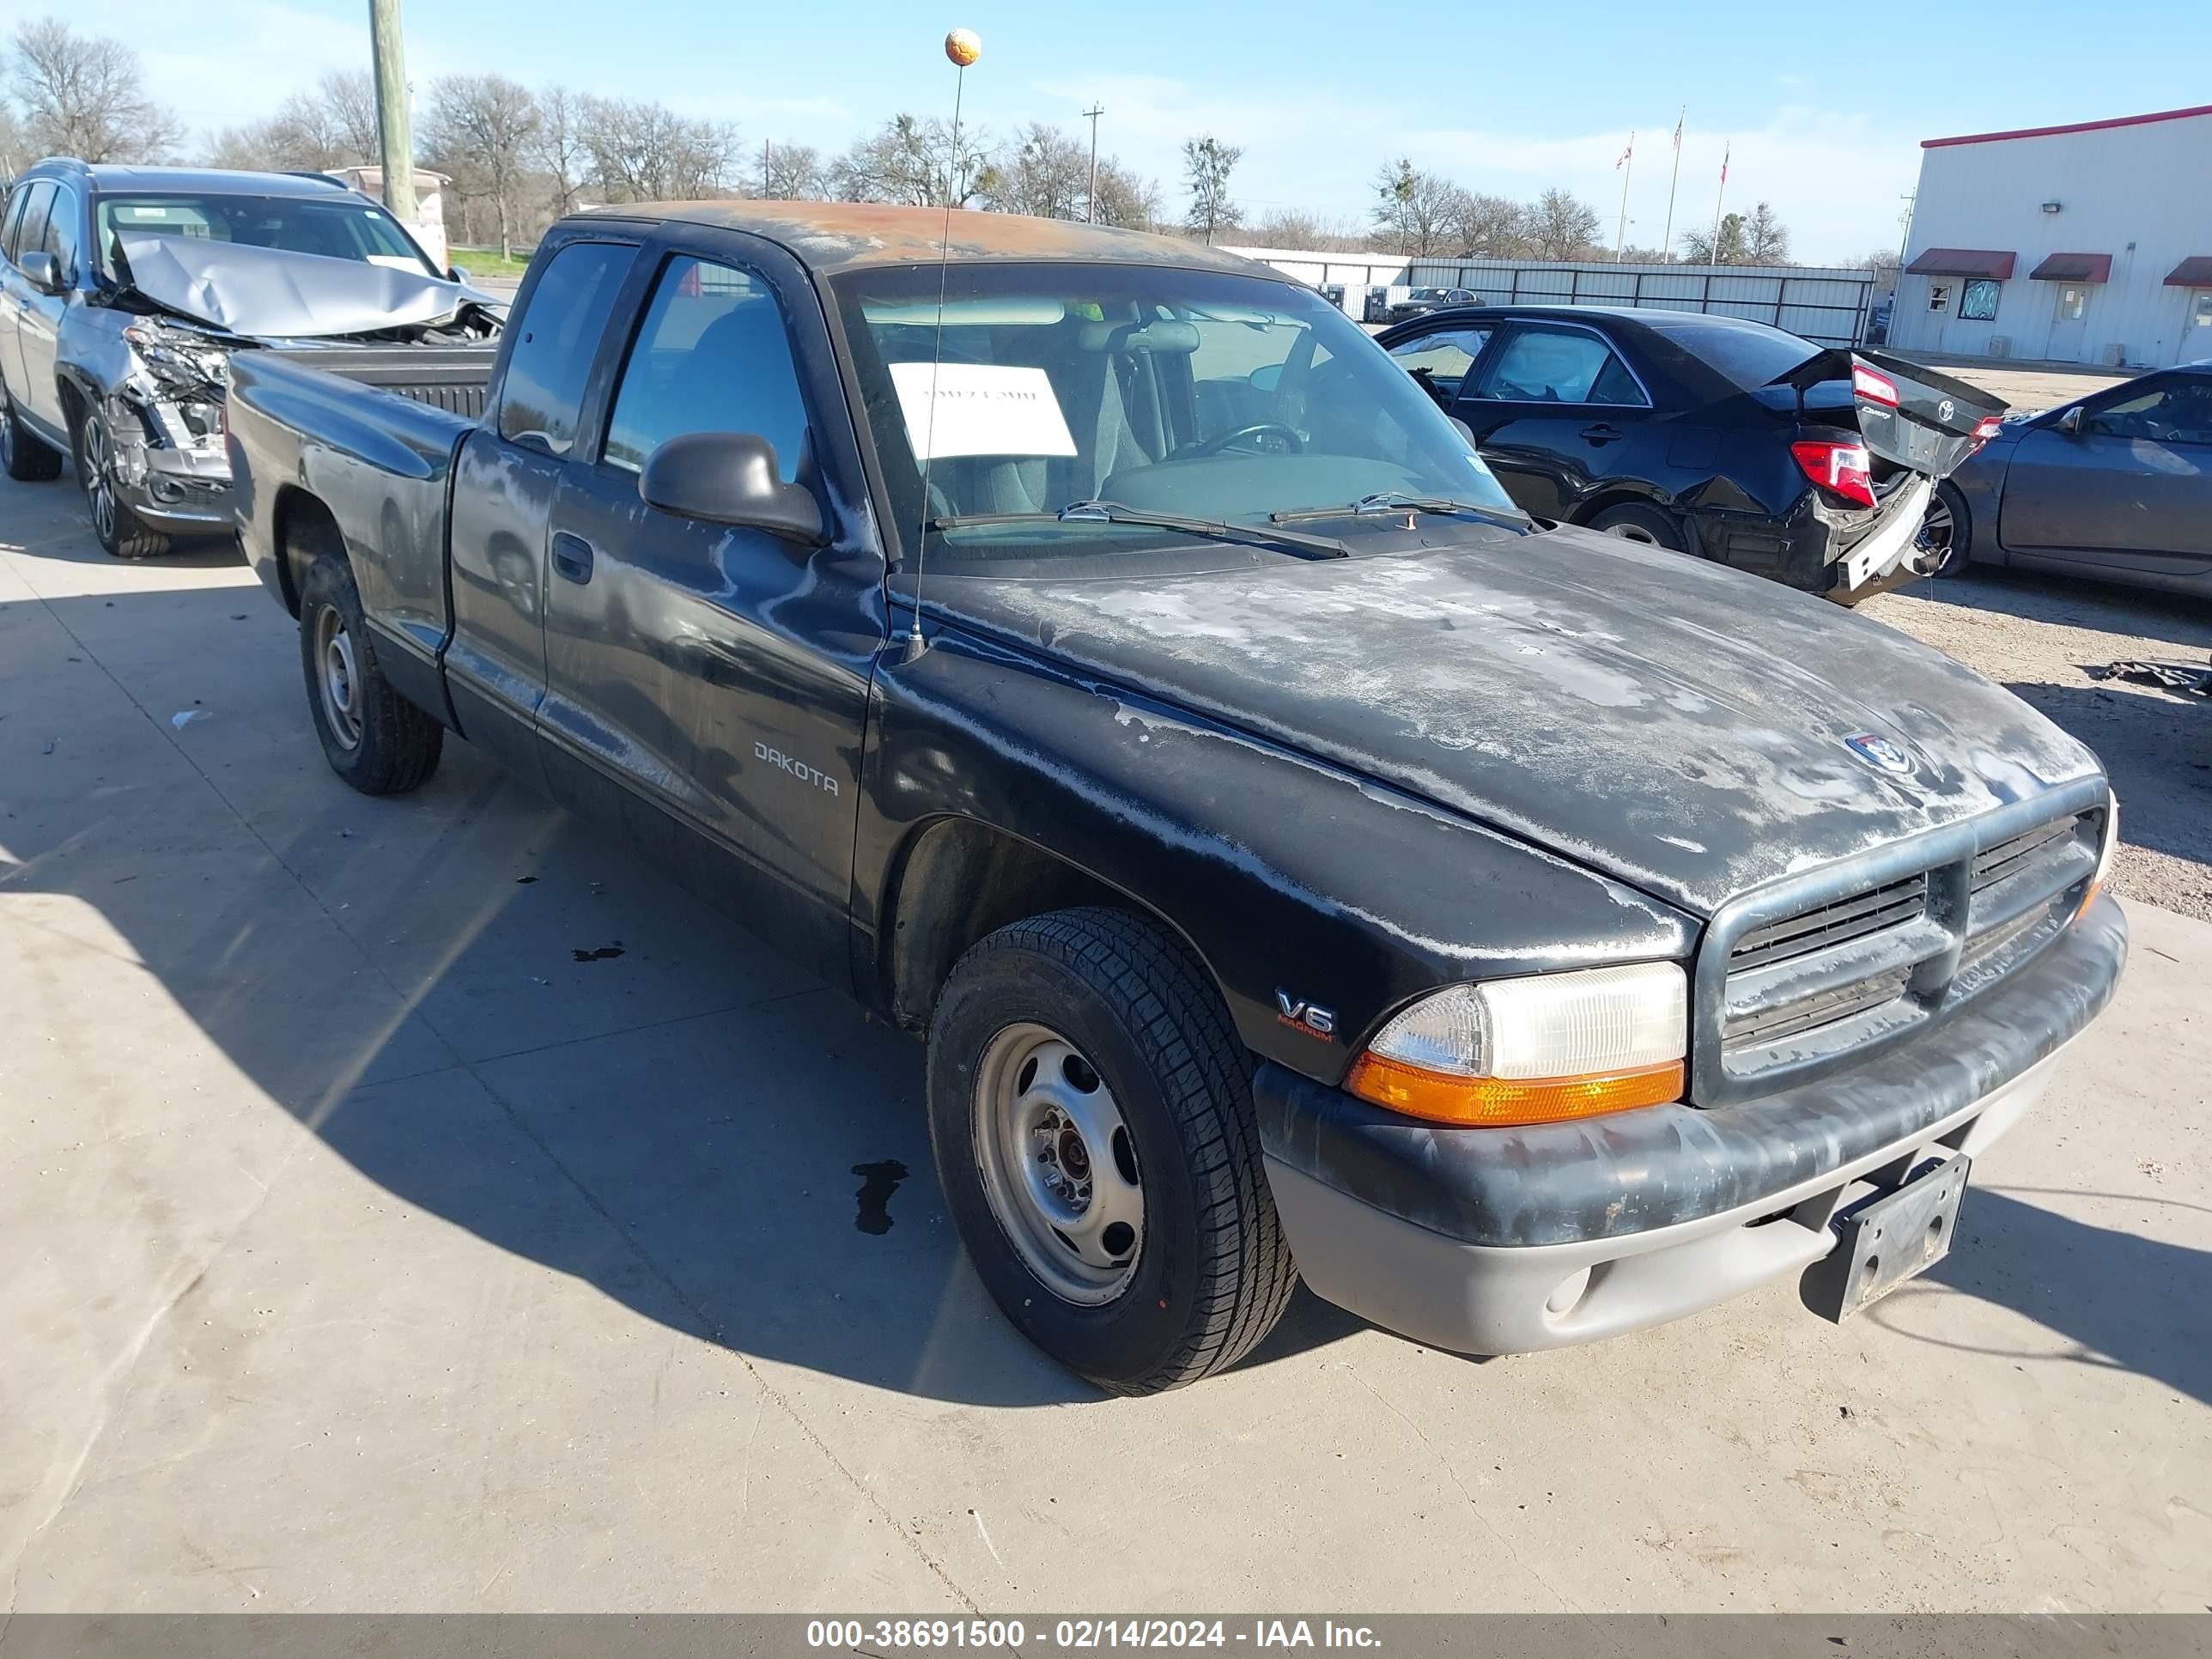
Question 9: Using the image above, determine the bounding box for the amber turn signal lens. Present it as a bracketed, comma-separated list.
[1346, 1053, 1685, 1127]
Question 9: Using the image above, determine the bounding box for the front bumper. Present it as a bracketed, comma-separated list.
[1255, 894, 2127, 1355]
[105, 392, 235, 537]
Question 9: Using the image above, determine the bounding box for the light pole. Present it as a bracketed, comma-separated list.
[1082, 104, 1104, 222]
[368, 0, 414, 224]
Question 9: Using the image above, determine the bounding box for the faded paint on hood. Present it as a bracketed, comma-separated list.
[925, 528, 2103, 917]
[117, 232, 498, 338]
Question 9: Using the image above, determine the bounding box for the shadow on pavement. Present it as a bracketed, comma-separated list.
[2001, 680, 2212, 875]
[1872, 1188, 2212, 1411]
[1928, 565, 2212, 643]
[2, 581, 1376, 1408]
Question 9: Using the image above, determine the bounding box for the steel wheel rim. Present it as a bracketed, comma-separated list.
[972, 1021, 1144, 1305]
[314, 604, 364, 750]
[82, 412, 117, 543]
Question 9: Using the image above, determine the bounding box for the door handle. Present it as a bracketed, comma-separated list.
[1580, 423, 1624, 444]
[550, 532, 594, 584]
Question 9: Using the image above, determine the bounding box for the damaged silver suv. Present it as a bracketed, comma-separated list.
[0, 161, 501, 558]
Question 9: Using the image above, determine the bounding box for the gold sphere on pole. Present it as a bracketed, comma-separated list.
[945, 27, 981, 66]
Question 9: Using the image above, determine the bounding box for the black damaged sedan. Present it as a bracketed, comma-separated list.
[1379, 303, 2002, 605]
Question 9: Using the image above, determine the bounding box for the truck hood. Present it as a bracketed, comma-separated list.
[927, 528, 2103, 917]
[116, 232, 500, 338]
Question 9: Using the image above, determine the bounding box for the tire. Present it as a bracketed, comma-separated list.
[927, 907, 1295, 1394]
[1587, 501, 1689, 553]
[297, 551, 444, 794]
[2, 385, 64, 482]
[1917, 480, 1972, 579]
[71, 401, 170, 558]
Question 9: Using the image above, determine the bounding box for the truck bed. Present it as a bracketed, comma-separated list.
[264, 343, 499, 419]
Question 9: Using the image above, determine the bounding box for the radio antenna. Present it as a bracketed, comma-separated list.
[905, 26, 981, 664]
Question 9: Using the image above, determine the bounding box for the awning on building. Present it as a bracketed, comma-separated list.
[1905, 248, 2017, 279]
[2028, 252, 2112, 283]
[2165, 256, 2212, 287]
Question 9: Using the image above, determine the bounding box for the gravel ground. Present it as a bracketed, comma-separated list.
[1863, 568, 2212, 921]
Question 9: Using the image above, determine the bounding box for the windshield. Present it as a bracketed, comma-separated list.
[833, 261, 1521, 569]
[94, 192, 440, 283]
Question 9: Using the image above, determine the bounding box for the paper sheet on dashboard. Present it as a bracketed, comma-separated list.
[890, 362, 1079, 462]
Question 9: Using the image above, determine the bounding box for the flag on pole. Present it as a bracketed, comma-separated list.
[1618, 133, 1634, 169]
[1720, 142, 1729, 184]
[1673, 108, 1684, 151]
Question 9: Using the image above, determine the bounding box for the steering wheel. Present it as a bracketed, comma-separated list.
[1181, 422, 1305, 459]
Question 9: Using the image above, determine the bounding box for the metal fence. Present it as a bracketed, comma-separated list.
[1220, 246, 1882, 347]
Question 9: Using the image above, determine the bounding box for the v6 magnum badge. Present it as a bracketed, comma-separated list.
[1275, 990, 1337, 1041]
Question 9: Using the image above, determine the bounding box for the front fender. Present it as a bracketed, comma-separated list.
[856, 626, 1694, 1085]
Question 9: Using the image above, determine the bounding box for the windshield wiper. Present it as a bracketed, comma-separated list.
[929, 498, 1348, 560]
[1272, 491, 1528, 529]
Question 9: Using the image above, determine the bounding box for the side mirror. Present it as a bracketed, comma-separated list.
[639, 430, 824, 545]
[17, 251, 60, 294]
[2056, 405, 2084, 436]
[447, 264, 471, 285]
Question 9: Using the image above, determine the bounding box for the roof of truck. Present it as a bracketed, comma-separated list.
[574, 199, 1271, 277]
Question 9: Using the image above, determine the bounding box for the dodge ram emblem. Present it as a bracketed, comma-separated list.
[1844, 732, 1914, 776]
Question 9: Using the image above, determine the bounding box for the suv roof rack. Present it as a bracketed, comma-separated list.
[281, 170, 350, 189]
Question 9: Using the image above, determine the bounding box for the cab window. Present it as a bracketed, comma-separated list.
[7, 182, 54, 267]
[602, 255, 810, 478]
[496, 240, 635, 459]
[42, 185, 81, 284]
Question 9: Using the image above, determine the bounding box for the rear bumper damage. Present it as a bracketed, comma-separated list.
[1686, 477, 1939, 604]
[1255, 893, 2126, 1356]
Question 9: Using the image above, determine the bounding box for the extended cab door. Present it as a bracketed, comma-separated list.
[442, 234, 639, 791]
[1451, 320, 1655, 520]
[537, 236, 886, 988]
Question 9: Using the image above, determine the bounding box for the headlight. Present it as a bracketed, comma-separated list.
[1346, 962, 1687, 1127]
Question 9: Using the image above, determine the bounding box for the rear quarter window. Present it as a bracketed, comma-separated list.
[496, 240, 636, 459]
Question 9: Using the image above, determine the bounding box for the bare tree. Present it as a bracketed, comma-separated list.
[1678, 211, 1746, 265]
[978, 123, 1088, 219]
[422, 74, 540, 260]
[535, 85, 592, 216]
[7, 18, 183, 163]
[1850, 246, 1902, 287]
[322, 69, 380, 163]
[1181, 135, 1241, 245]
[1741, 200, 1790, 264]
[583, 95, 740, 202]
[1370, 159, 1460, 257]
[1446, 191, 1528, 258]
[832, 113, 988, 207]
[1088, 157, 1158, 231]
[0, 101, 28, 179]
[1523, 186, 1601, 261]
[757, 140, 827, 200]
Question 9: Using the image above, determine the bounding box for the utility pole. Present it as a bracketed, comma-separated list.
[762, 141, 771, 198]
[368, 0, 415, 224]
[1081, 104, 1104, 222]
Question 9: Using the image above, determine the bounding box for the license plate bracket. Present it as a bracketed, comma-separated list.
[1802, 1153, 1971, 1322]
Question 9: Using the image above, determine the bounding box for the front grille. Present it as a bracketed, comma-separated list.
[1705, 800, 2102, 1097]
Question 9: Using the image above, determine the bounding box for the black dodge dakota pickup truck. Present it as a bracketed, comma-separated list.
[228, 203, 2126, 1394]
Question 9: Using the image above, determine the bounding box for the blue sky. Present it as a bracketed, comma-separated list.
[24, 0, 2210, 261]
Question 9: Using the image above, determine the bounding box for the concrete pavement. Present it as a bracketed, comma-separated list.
[1, 474, 2207, 1613]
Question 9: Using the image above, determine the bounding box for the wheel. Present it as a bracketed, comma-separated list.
[1587, 501, 1688, 552]
[927, 907, 1296, 1394]
[1916, 481, 1972, 578]
[71, 402, 170, 558]
[2, 386, 64, 482]
[297, 552, 444, 794]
